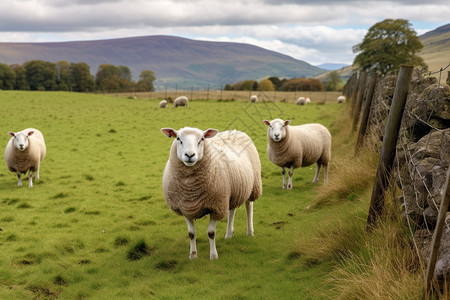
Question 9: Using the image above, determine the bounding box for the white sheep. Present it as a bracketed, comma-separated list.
[174, 96, 188, 108]
[250, 95, 258, 103]
[296, 97, 306, 105]
[337, 95, 346, 103]
[4, 128, 46, 188]
[159, 100, 168, 108]
[262, 119, 331, 189]
[161, 127, 262, 260]
[305, 97, 311, 104]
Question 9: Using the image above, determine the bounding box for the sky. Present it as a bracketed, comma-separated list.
[0, 0, 448, 66]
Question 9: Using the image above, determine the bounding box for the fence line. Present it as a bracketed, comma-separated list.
[346, 63, 450, 296]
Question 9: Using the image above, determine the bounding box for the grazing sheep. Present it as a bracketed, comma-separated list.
[159, 100, 168, 108]
[161, 127, 262, 260]
[5, 128, 46, 188]
[174, 96, 188, 108]
[305, 97, 311, 104]
[262, 119, 331, 189]
[337, 95, 346, 103]
[250, 95, 258, 103]
[296, 97, 306, 105]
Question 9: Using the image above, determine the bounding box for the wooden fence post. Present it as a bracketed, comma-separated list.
[352, 71, 368, 131]
[425, 168, 450, 294]
[355, 72, 378, 153]
[350, 73, 359, 114]
[366, 65, 414, 229]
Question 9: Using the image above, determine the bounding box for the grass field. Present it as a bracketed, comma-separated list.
[0, 91, 412, 299]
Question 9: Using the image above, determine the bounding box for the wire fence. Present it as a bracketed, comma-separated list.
[345, 64, 450, 296]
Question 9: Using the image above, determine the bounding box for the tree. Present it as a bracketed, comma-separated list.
[258, 78, 274, 91]
[23, 60, 57, 91]
[353, 19, 424, 74]
[268, 76, 283, 90]
[0, 63, 15, 90]
[136, 70, 156, 92]
[71, 63, 95, 92]
[325, 71, 342, 91]
[56, 61, 72, 91]
[10, 64, 29, 90]
[280, 78, 323, 91]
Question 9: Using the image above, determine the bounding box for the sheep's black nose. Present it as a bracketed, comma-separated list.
[185, 153, 195, 159]
[274, 134, 279, 138]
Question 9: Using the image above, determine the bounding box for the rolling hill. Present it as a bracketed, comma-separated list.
[0, 35, 325, 90]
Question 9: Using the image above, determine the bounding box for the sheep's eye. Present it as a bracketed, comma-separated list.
[177, 137, 182, 144]
[198, 138, 204, 145]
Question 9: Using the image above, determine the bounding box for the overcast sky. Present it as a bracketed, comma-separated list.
[0, 0, 448, 66]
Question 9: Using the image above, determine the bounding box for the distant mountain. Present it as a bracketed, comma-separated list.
[315, 63, 350, 71]
[419, 23, 450, 83]
[0, 35, 326, 90]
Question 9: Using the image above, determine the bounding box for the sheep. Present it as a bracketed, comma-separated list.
[250, 95, 258, 103]
[296, 97, 306, 105]
[161, 127, 262, 260]
[159, 100, 168, 108]
[4, 128, 46, 188]
[305, 97, 311, 104]
[262, 119, 331, 189]
[174, 96, 188, 108]
[337, 95, 346, 103]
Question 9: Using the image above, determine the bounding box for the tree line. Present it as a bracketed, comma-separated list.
[0, 60, 156, 92]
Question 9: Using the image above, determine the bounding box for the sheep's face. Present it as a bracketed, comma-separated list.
[263, 119, 290, 142]
[161, 127, 219, 167]
[8, 131, 34, 151]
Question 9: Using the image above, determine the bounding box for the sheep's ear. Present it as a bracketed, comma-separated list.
[8, 132, 15, 137]
[262, 120, 270, 126]
[203, 129, 219, 139]
[161, 128, 178, 138]
[284, 120, 291, 126]
[28, 131, 34, 136]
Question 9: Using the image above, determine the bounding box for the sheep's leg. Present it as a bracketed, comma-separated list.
[246, 201, 254, 236]
[17, 172, 22, 186]
[28, 170, 33, 188]
[313, 162, 321, 183]
[35, 165, 40, 180]
[208, 218, 218, 260]
[225, 208, 236, 239]
[184, 216, 197, 259]
[281, 167, 287, 189]
[287, 166, 294, 189]
[324, 163, 328, 183]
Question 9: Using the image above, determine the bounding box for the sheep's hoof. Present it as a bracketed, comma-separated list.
[287, 184, 292, 189]
[189, 252, 198, 260]
[224, 234, 233, 239]
[210, 252, 218, 260]
[247, 231, 254, 236]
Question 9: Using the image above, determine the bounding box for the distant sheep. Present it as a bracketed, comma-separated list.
[337, 96, 346, 103]
[250, 95, 258, 103]
[262, 119, 331, 189]
[174, 96, 188, 108]
[161, 127, 262, 259]
[296, 97, 306, 105]
[305, 97, 311, 104]
[5, 128, 46, 187]
[159, 100, 168, 108]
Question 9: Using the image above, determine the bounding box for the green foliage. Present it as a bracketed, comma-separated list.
[280, 77, 323, 91]
[136, 70, 156, 92]
[0, 63, 15, 90]
[24, 60, 58, 91]
[325, 71, 343, 91]
[354, 19, 424, 74]
[257, 78, 275, 91]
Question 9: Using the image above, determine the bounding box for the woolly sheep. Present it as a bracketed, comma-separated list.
[296, 97, 306, 105]
[250, 95, 258, 103]
[305, 97, 311, 104]
[262, 119, 331, 189]
[159, 100, 168, 108]
[337, 95, 346, 103]
[174, 96, 188, 108]
[161, 127, 262, 260]
[4, 128, 46, 188]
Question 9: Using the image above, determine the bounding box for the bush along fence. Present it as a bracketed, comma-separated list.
[344, 65, 450, 297]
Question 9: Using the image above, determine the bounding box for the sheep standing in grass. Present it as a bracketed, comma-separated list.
[305, 97, 311, 104]
[5, 128, 46, 188]
[262, 119, 331, 189]
[174, 96, 188, 108]
[250, 95, 258, 103]
[161, 127, 262, 259]
[296, 97, 306, 105]
[337, 96, 346, 103]
[159, 100, 168, 108]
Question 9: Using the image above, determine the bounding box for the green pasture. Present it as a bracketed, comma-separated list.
[0, 91, 354, 299]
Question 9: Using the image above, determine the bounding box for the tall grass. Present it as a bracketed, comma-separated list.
[295, 105, 427, 299]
